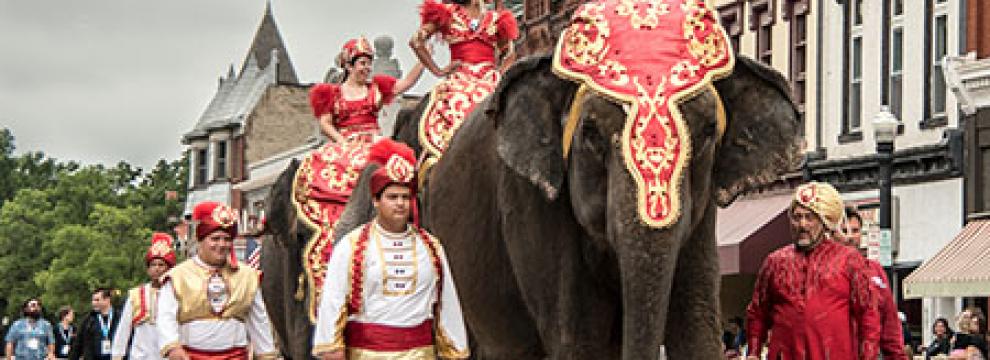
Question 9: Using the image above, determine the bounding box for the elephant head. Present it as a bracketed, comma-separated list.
[488, 55, 800, 358]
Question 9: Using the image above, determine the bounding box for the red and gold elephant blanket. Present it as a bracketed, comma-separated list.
[553, 0, 735, 228]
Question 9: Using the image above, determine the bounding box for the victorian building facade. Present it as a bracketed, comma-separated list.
[180, 3, 315, 257]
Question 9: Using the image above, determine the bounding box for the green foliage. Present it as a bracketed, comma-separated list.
[0, 128, 188, 318]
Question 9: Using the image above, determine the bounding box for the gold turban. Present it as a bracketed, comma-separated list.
[792, 181, 844, 230]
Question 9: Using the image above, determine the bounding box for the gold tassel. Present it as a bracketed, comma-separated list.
[294, 274, 306, 301]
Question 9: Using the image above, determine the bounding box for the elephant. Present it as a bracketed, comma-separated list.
[336, 54, 801, 359]
[260, 96, 430, 360]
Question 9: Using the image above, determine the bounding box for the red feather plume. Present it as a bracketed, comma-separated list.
[369, 139, 416, 168]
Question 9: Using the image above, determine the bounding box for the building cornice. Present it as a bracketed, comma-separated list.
[804, 129, 964, 192]
[944, 52, 990, 115]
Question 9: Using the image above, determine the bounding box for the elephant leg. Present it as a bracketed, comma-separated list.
[665, 202, 722, 358]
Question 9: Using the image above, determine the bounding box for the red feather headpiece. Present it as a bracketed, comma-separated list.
[338, 37, 374, 68]
[146, 232, 176, 268]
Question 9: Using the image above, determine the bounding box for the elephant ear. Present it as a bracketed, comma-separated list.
[489, 56, 578, 200]
[712, 56, 803, 206]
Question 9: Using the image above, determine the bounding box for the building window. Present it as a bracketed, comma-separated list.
[842, 0, 864, 138]
[718, 1, 744, 53]
[927, 0, 949, 123]
[750, 0, 774, 65]
[195, 148, 208, 186]
[214, 140, 228, 180]
[787, 0, 810, 135]
[889, 0, 904, 120]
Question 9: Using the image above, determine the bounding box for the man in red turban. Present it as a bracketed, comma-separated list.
[156, 202, 276, 360]
[312, 139, 469, 360]
[111, 233, 176, 360]
[746, 182, 881, 360]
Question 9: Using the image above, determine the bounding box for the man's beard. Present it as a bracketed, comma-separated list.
[25, 310, 40, 319]
[795, 230, 825, 252]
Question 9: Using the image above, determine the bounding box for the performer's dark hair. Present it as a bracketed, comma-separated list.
[57, 305, 73, 321]
[844, 206, 862, 224]
[341, 54, 373, 83]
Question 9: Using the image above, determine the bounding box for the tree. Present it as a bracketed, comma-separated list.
[0, 128, 188, 316]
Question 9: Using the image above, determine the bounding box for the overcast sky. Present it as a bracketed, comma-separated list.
[0, 0, 441, 169]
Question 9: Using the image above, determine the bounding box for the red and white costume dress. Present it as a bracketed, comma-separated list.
[294, 74, 398, 321]
[418, 0, 518, 161]
[156, 257, 276, 360]
[312, 221, 469, 359]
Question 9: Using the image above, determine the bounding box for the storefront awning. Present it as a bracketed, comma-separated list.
[903, 219, 990, 299]
[717, 193, 793, 275]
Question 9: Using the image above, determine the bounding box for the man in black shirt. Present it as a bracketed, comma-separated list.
[68, 288, 120, 360]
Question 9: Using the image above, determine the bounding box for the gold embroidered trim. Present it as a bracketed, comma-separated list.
[435, 325, 470, 359]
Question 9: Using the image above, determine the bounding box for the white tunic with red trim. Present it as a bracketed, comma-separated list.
[111, 283, 160, 360]
[312, 221, 469, 359]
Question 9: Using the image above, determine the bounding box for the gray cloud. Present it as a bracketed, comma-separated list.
[0, 0, 439, 168]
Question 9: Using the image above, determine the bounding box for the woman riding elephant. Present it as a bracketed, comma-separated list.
[410, 0, 518, 164]
[291, 37, 424, 330]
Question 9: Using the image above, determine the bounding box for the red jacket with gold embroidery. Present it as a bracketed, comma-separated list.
[746, 240, 880, 360]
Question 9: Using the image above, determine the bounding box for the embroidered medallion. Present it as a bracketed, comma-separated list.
[552, 0, 734, 228]
[206, 272, 229, 315]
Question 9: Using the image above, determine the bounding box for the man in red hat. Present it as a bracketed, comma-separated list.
[111, 233, 176, 360]
[156, 202, 276, 360]
[312, 139, 469, 360]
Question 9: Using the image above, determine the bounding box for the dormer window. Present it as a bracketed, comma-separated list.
[215, 140, 228, 180]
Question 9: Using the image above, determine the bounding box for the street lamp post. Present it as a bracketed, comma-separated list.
[873, 106, 898, 280]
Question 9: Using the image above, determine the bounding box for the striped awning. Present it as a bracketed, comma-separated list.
[716, 192, 793, 275]
[903, 219, 990, 299]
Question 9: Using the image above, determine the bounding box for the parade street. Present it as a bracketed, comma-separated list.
[1, 0, 989, 359]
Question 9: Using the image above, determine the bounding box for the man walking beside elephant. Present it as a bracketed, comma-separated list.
[745, 181, 881, 360]
[312, 139, 469, 360]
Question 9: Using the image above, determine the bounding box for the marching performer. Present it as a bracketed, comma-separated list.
[111, 233, 176, 360]
[411, 0, 519, 161]
[156, 202, 276, 360]
[312, 139, 469, 360]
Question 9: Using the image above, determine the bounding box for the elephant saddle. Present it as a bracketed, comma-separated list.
[552, 0, 735, 228]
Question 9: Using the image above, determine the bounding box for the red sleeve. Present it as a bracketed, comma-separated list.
[309, 83, 339, 119]
[850, 254, 882, 360]
[496, 9, 519, 42]
[420, 0, 452, 33]
[373, 75, 398, 105]
[871, 261, 909, 360]
[745, 257, 774, 357]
